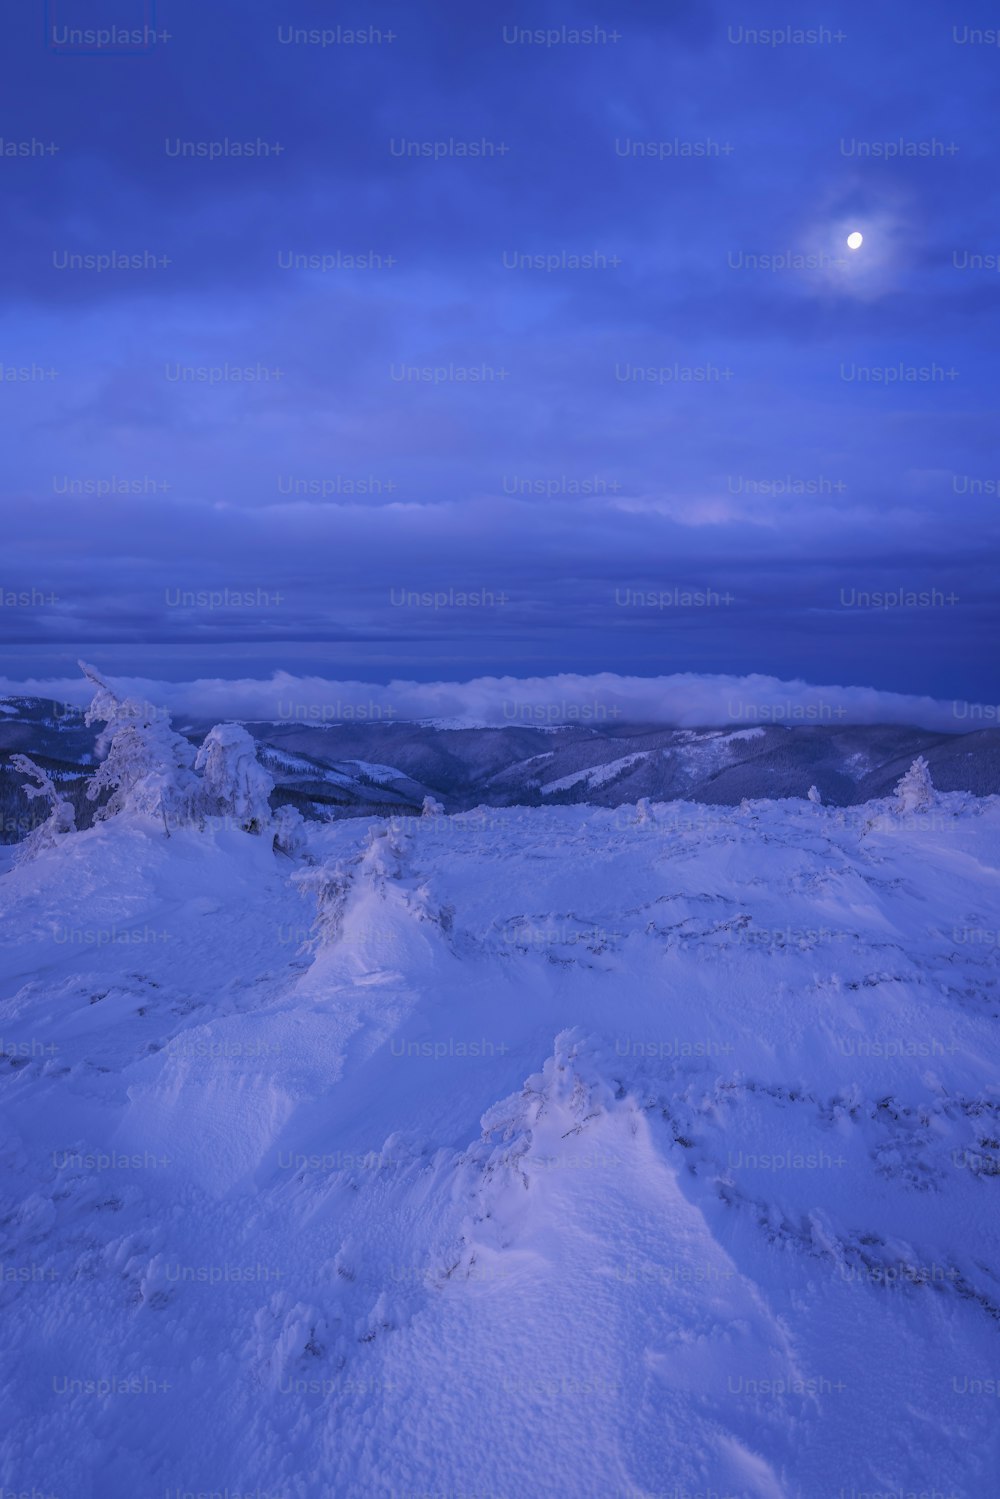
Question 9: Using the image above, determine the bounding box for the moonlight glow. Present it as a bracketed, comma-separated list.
[847, 231, 864, 250]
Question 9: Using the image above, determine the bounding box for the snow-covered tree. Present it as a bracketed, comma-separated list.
[9, 754, 76, 863]
[894, 755, 934, 814]
[79, 661, 199, 827]
[807, 785, 822, 805]
[421, 795, 444, 817]
[194, 723, 274, 833]
[635, 796, 652, 824]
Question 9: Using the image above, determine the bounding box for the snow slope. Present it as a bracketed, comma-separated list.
[1, 795, 999, 1497]
[540, 751, 649, 794]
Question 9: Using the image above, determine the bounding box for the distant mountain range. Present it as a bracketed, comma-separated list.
[2, 693, 998, 840]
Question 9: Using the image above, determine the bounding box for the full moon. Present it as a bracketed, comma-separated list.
[846, 231, 864, 250]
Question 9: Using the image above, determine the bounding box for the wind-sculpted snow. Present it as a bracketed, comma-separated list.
[1, 794, 999, 1496]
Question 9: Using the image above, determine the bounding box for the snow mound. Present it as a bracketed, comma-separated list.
[2, 793, 1000, 1495]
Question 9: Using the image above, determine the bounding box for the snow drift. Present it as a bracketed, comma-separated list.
[1, 674, 998, 1496]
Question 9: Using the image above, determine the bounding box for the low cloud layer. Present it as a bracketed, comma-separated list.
[1, 668, 989, 735]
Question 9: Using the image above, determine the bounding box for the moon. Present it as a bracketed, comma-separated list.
[846, 231, 864, 250]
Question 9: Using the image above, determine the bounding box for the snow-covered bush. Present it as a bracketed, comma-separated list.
[195, 723, 274, 834]
[8, 754, 76, 863]
[80, 661, 200, 827]
[421, 795, 444, 817]
[807, 785, 822, 805]
[361, 823, 410, 888]
[894, 756, 934, 814]
[272, 803, 308, 858]
[293, 860, 354, 944]
[635, 796, 652, 824]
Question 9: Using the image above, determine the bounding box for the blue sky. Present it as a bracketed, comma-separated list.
[2, 0, 998, 700]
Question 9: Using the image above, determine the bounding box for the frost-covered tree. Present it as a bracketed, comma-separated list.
[79, 661, 199, 827]
[635, 796, 652, 824]
[9, 754, 76, 863]
[807, 785, 822, 805]
[421, 795, 444, 817]
[894, 755, 934, 814]
[194, 723, 274, 833]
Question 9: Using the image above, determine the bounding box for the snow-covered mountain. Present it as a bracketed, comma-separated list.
[2, 694, 999, 837]
[2, 783, 999, 1496]
[241, 717, 1000, 811]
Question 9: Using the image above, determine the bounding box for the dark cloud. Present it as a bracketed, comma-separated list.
[0, 0, 997, 699]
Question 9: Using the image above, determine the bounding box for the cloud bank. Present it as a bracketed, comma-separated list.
[0, 669, 988, 735]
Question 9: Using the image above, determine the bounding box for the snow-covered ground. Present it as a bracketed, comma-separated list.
[2, 794, 999, 1497]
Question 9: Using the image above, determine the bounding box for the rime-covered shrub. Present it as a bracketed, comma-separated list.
[894, 756, 934, 814]
[195, 723, 274, 833]
[272, 803, 308, 858]
[8, 754, 76, 863]
[293, 861, 354, 944]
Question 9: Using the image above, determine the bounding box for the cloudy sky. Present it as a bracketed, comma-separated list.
[2, 0, 998, 704]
